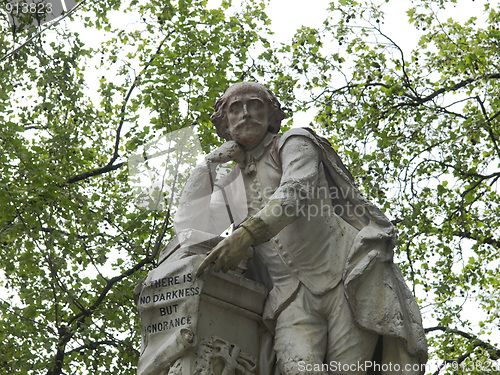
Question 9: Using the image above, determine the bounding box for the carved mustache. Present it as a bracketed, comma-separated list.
[231, 119, 264, 131]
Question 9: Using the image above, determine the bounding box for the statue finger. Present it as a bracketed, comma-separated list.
[213, 259, 223, 273]
[218, 258, 231, 273]
[214, 252, 231, 273]
[219, 254, 239, 273]
[195, 248, 221, 277]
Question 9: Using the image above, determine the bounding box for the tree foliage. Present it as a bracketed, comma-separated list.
[0, 0, 499, 374]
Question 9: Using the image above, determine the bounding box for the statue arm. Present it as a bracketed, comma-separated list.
[240, 135, 322, 244]
[195, 135, 322, 276]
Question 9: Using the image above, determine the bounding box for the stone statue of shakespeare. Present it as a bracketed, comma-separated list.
[173, 82, 428, 375]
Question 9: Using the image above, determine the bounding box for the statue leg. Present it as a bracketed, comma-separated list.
[324, 284, 379, 375]
[273, 286, 329, 375]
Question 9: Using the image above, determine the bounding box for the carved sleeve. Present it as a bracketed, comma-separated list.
[241, 135, 322, 245]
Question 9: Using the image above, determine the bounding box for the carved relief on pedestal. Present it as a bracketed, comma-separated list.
[194, 336, 256, 375]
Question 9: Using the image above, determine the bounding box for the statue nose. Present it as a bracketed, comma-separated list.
[242, 104, 250, 118]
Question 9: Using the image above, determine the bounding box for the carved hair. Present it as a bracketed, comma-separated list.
[211, 82, 286, 140]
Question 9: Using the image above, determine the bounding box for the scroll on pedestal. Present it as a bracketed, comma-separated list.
[135, 230, 267, 375]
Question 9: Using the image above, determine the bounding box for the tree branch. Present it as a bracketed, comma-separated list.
[325, 74, 500, 116]
[47, 324, 73, 375]
[66, 33, 172, 185]
[0, 297, 57, 335]
[423, 159, 500, 180]
[476, 95, 500, 160]
[374, 25, 418, 98]
[0, 0, 88, 64]
[66, 339, 139, 357]
[402, 74, 500, 107]
[65, 161, 125, 184]
[39, 226, 113, 240]
[432, 351, 471, 375]
[425, 326, 500, 360]
[454, 230, 500, 248]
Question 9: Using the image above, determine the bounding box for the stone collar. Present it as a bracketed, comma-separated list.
[238, 132, 276, 175]
[245, 132, 275, 162]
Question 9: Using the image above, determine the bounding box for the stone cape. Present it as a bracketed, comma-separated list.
[271, 128, 428, 365]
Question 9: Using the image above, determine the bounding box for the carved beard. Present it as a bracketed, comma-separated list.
[230, 120, 267, 146]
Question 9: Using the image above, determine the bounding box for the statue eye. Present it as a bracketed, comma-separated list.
[247, 99, 264, 111]
[229, 102, 242, 113]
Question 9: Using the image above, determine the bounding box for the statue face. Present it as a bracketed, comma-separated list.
[226, 88, 269, 149]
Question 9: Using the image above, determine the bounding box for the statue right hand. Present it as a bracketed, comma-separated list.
[195, 226, 254, 277]
[206, 141, 245, 164]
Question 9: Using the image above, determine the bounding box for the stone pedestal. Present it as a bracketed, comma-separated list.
[136, 231, 268, 375]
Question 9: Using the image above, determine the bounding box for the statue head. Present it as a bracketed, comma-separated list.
[211, 82, 286, 142]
